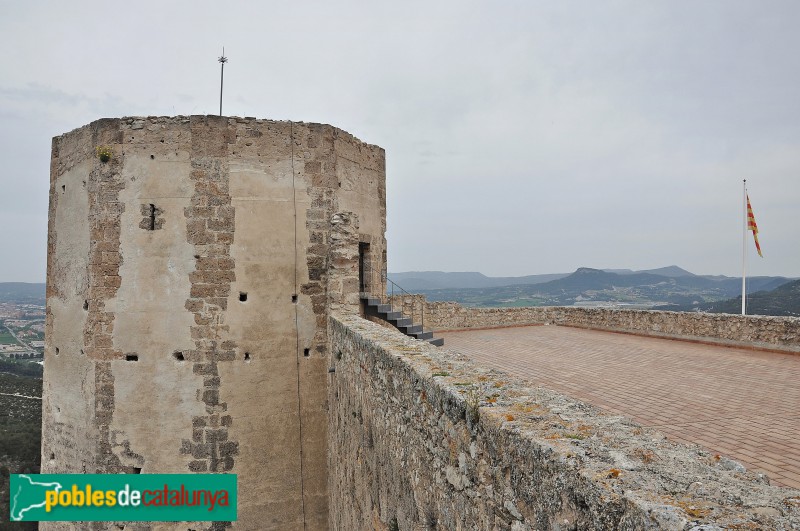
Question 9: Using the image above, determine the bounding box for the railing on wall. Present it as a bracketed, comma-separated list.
[361, 260, 424, 330]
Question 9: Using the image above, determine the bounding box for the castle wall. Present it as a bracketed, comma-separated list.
[43, 116, 386, 530]
[404, 297, 800, 353]
[328, 313, 800, 530]
[42, 115, 800, 530]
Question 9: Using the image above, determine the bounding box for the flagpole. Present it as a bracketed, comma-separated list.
[741, 179, 747, 316]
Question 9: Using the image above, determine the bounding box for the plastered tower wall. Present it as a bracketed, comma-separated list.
[43, 116, 386, 530]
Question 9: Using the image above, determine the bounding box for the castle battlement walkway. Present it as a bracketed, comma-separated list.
[440, 324, 800, 489]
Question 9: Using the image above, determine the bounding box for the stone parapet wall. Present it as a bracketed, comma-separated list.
[419, 300, 800, 353]
[328, 313, 800, 530]
[418, 299, 544, 330]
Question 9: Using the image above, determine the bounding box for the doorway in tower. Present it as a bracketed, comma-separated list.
[359, 242, 370, 294]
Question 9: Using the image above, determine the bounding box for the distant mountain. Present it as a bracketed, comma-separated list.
[0, 283, 46, 304]
[601, 265, 696, 277]
[387, 271, 569, 291]
[696, 275, 791, 296]
[546, 267, 669, 291]
[661, 279, 800, 317]
[397, 267, 796, 310]
[390, 267, 792, 294]
[600, 268, 635, 275]
[387, 271, 494, 290]
[391, 265, 713, 292]
[639, 265, 696, 278]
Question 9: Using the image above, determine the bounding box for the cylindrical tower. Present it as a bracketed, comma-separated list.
[42, 116, 387, 530]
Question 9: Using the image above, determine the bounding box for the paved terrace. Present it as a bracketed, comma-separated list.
[440, 324, 800, 489]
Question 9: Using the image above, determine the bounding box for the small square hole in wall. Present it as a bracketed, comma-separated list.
[244, 352, 251, 362]
[83, 300, 89, 311]
[133, 467, 142, 474]
[303, 348, 310, 357]
[55, 348, 59, 356]
[125, 354, 139, 362]
[291, 294, 298, 303]
[239, 292, 248, 302]
[173, 351, 184, 361]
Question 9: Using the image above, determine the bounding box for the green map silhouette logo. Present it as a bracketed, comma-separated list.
[8, 474, 236, 521]
[10, 474, 63, 521]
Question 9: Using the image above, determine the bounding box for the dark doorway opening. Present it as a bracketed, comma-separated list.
[359, 242, 370, 294]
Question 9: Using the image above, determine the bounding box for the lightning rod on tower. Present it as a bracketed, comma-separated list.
[218, 47, 228, 116]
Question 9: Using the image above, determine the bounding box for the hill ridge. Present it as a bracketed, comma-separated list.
[389, 268, 794, 312]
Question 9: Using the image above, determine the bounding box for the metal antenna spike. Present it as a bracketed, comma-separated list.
[218, 47, 227, 116]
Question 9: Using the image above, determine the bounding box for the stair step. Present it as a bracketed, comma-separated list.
[360, 293, 442, 345]
[393, 318, 412, 328]
[402, 324, 423, 335]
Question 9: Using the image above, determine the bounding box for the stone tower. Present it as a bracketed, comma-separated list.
[42, 116, 386, 529]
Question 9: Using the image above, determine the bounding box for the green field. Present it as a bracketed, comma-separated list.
[0, 331, 18, 345]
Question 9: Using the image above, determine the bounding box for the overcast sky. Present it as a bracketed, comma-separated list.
[1, 1, 798, 282]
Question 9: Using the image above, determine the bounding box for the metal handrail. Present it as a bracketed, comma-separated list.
[362, 260, 424, 330]
[385, 273, 423, 330]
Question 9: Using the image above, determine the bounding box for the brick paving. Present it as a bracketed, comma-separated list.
[440, 325, 800, 489]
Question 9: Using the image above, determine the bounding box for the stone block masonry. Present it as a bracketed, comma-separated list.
[43, 116, 387, 531]
[328, 313, 800, 530]
[415, 297, 800, 353]
[180, 117, 240, 477]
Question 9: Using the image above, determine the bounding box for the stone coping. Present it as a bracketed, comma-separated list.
[412, 300, 800, 354]
[330, 313, 800, 529]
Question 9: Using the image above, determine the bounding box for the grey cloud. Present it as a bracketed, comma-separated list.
[0, 0, 798, 281]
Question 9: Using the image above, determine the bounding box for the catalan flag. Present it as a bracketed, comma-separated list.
[746, 194, 763, 257]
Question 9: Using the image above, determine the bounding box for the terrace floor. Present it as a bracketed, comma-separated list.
[440, 324, 800, 489]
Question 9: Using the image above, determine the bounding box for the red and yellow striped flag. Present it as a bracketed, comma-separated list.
[746, 194, 763, 257]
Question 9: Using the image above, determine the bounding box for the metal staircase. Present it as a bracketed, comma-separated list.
[361, 294, 444, 346]
[359, 261, 443, 346]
